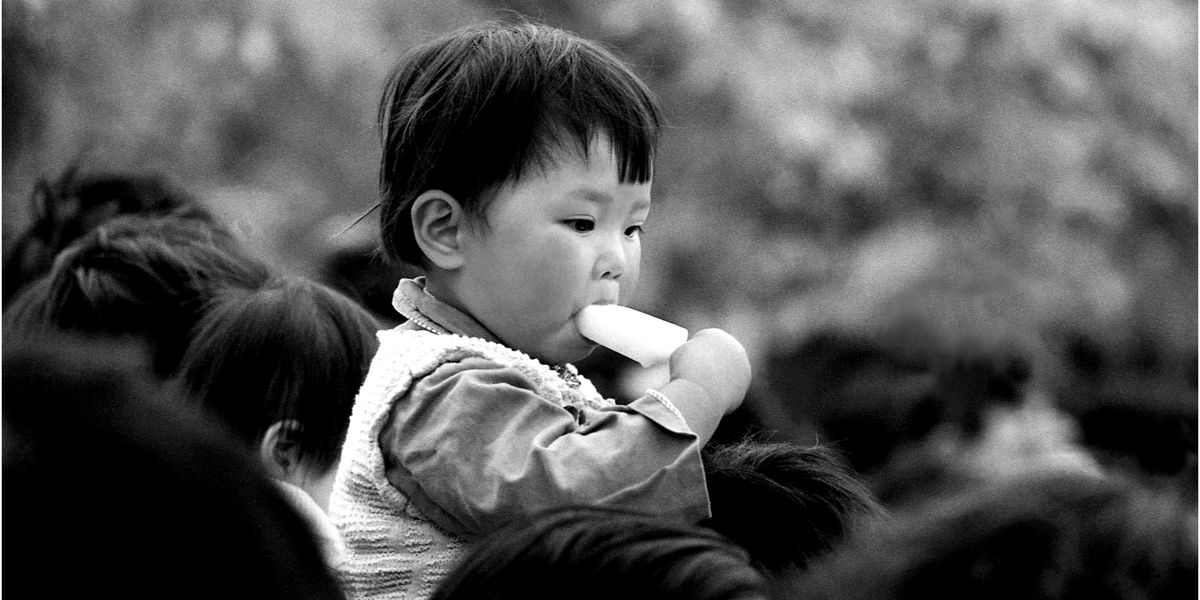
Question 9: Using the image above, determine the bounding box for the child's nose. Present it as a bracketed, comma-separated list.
[594, 234, 626, 280]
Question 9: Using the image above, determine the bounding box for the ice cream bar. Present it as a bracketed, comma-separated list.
[577, 304, 688, 367]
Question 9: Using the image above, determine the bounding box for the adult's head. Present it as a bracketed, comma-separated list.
[178, 275, 381, 509]
[3, 213, 271, 377]
[430, 506, 769, 600]
[702, 440, 887, 576]
[787, 470, 1197, 600]
[3, 168, 215, 304]
[2, 335, 346, 599]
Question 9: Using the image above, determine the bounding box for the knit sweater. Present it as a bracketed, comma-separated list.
[330, 329, 616, 600]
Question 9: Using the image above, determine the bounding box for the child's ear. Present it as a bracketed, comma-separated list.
[411, 189, 466, 270]
[259, 420, 304, 482]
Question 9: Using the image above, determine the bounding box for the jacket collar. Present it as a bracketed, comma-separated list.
[390, 277, 504, 344]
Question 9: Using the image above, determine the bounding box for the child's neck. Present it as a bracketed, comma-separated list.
[421, 273, 469, 318]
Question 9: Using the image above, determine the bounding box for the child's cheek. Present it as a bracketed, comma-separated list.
[617, 242, 642, 300]
[527, 232, 586, 272]
[620, 265, 641, 304]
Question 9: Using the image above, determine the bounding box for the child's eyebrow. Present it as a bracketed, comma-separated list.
[568, 188, 651, 212]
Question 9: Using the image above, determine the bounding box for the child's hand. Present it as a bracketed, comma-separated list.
[668, 328, 750, 415]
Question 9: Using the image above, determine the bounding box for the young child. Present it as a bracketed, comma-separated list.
[330, 21, 751, 599]
[177, 275, 382, 567]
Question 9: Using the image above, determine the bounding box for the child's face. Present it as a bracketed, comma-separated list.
[451, 136, 649, 364]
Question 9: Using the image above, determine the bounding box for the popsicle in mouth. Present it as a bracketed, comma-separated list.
[576, 304, 688, 367]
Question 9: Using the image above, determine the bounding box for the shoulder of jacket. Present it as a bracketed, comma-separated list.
[378, 328, 546, 382]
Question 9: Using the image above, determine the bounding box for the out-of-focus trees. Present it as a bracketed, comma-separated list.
[3, 0, 489, 269]
[4, 0, 1194, 493]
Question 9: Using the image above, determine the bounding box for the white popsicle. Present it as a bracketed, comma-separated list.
[577, 304, 689, 367]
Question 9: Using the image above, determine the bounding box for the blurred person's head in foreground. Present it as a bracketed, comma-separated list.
[701, 440, 887, 578]
[3, 213, 272, 377]
[869, 393, 1104, 511]
[2, 167, 216, 305]
[178, 274, 381, 511]
[429, 506, 769, 600]
[784, 470, 1196, 600]
[2, 335, 346, 599]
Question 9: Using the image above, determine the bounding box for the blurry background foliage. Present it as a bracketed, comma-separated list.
[4, 0, 1195, 498]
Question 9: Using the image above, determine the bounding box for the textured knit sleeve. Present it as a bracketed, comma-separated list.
[377, 356, 710, 539]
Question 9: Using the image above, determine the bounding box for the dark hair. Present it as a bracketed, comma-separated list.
[2, 167, 216, 305]
[430, 506, 768, 600]
[2, 214, 272, 377]
[315, 240, 415, 328]
[377, 20, 662, 267]
[786, 471, 1197, 600]
[2, 336, 346, 599]
[178, 275, 381, 470]
[701, 440, 887, 577]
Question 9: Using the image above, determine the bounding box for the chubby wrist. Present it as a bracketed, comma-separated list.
[658, 378, 721, 416]
[653, 378, 724, 445]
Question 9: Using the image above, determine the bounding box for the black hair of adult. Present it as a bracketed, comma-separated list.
[1, 336, 346, 599]
[701, 440, 888, 576]
[430, 506, 769, 600]
[377, 20, 663, 267]
[178, 275, 382, 470]
[784, 471, 1197, 600]
[2, 167, 216, 305]
[1, 213, 272, 377]
[315, 240, 415, 328]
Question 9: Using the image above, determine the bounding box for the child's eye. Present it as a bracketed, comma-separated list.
[625, 225, 643, 238]
[565, 219, 595, 233]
